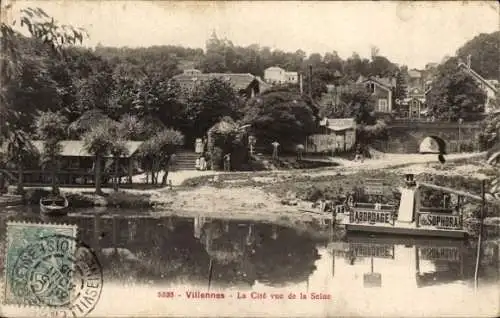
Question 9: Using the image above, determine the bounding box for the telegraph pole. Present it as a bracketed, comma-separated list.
[308, 65, 313, 100]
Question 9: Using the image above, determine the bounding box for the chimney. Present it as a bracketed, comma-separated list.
[467, 54, 472, 68]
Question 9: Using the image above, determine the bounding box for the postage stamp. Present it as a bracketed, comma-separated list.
[2, 221, 103, 317]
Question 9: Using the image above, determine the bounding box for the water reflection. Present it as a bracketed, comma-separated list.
[330, 235, 499, 290]
[0, 208, 499, 316]
[0, 209, 321, 289]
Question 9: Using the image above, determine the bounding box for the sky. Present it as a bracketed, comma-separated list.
[3, 1, 499, 69]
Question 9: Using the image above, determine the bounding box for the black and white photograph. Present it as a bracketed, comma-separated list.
[0, 1, 499, 317]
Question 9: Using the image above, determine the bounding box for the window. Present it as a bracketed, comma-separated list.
[366, 83, 375, 93]
[378, 99, 388, 112]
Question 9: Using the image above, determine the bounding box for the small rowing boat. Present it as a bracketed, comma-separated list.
[40, 195, 69, 216]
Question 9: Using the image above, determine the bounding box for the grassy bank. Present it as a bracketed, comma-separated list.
[18, 187, 159, 209]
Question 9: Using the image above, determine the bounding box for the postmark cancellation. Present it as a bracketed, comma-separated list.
[1, 221, 103, 317]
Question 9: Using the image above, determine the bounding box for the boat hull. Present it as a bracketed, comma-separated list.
[40, 196, 69, 217]
[40, 205, 69, 216]
[345, 223, 467, 238]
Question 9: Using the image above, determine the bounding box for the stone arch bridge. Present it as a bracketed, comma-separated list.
[373, 121, 483, 154]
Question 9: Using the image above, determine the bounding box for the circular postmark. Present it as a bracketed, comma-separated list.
[10, 234, 103, 317]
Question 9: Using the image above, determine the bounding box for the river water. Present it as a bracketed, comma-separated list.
[1, 207, 499, 317]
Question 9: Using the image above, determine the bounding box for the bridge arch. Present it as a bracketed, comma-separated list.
[419, 135, 447, 154]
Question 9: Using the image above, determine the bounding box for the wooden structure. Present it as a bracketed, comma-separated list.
[3, 140, 143, 187]
[338, 174, 485, 238]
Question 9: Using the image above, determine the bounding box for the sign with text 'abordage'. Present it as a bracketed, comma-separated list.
[350, 209, 393, 225]
[418, 213, 462, 230]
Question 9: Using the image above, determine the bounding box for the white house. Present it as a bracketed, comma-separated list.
[264, 66, 299, 85]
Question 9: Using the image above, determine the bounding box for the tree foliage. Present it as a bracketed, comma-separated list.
[478, 113, 500, 150]
[137, 128, 184, 184]
[185, 78, 243, 139]
[1, 7, 87, 136]
[427, 58, 487, 121]
[243, 88, 319, 150]
[456, 31, 500, 80]
[339, 88, 377, 125]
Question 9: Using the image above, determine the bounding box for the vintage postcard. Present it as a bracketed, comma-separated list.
[0, 0, 499, 317]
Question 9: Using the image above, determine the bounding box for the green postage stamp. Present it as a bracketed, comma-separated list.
[2, 221, 78, 308]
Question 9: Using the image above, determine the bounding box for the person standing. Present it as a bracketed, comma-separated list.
[223, 153, 231, 172]
[195, 138, 203, 154]
[199, 156, 207, 171]
[272, 141, 280, 161]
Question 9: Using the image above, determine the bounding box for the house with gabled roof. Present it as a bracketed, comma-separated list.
[457, 58, 499, 114]
[357, 76, 396, 114]
[173, 69, 270, 99]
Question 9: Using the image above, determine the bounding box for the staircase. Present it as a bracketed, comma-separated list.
[173, 151, 199, 170]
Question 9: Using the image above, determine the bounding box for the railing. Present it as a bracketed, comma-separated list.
[416, 210, 463, 230]
[5, 169, 128, 186]
[355, 202, 395, 211]
[349, 207, 396, 226]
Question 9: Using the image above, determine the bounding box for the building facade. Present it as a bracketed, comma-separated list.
[307, 118, 357, 153]
[263, 66, 299, 85]
[457, 61, 499, 114]
[173, 69, 270, 99]
[359, 77, 395, 114]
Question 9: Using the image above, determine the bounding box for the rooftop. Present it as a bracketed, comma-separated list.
[173, 71, 270, 92]
[29, 140, 144, 158]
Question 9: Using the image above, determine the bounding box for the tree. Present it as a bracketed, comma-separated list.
[427, 60, 487, 121]
[132, 75, 184, 129]
[206, 117, 247, 171]
[68, 109, 117, 138]
[109, 137, 128, 192]
[344, 52, 371, 80]
[1, 7, 83, 193]
[456, 31, 500, 80]
[137, 128, 184, 185]
[243, 88, 319, 151]
[82, 119, 116, 195]
[73, 56, 115, 114]
[1, 7, 86, 140]
[369, 56, 398, 77]
[116, 114, 147, 141]
[478, 112, 500, 150]
[3, 131, 38, 193]
[34, 111, 68, 194]
[339, 88, 377, 125]
[185, 78, 242, 140]
[303, 67, 339, 101]
[393, 71, 407, 113]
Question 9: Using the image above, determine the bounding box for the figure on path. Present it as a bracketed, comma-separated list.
[223, 153, 231, 172]
[272, 141, 280, 161]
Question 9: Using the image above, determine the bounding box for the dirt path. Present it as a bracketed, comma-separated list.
[48, 151, 489, 221]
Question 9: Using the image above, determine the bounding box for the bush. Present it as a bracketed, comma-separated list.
[211, 147, 224, 170]
[106, 191, 153, 208]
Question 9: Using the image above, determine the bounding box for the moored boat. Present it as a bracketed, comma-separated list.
[40, 195, 69, 216]
[338, 174, 479, 238]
